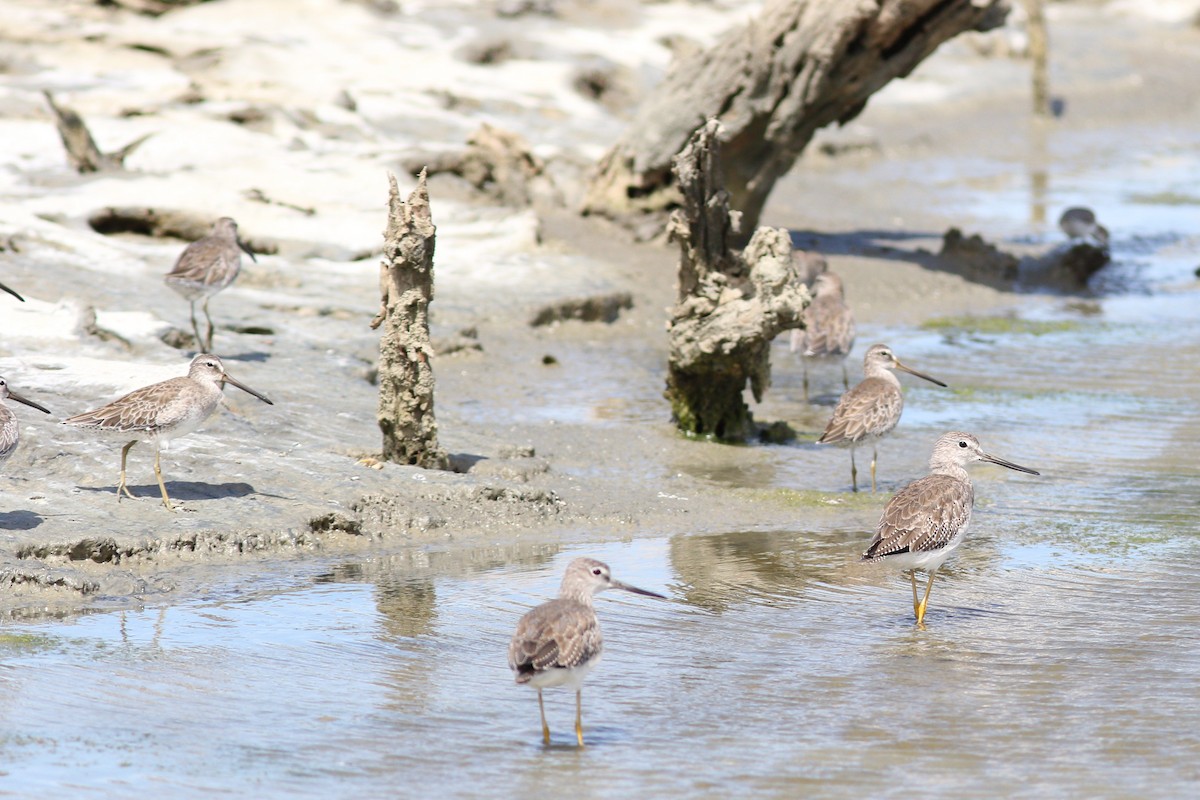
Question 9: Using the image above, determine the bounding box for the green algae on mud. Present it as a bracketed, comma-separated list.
[921, 315, 1081, 336]
[739, 486, 887, 510]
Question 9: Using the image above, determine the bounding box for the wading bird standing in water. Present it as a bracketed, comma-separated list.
[818, 344, 947, 492]
[861, 432, 1039, 625]
[509, 557, 665, 747]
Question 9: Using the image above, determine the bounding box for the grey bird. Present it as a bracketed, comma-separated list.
[164, 217, 256, 352]
[862, 432, 1039, 625]
[62, 354, 273, 511]
[1058, 206, 1109, 248]
[508, 557, 665, 747]
[0, 377, 51, 467]
[818, 344, 947, 493]
[790, 271, 856, 401]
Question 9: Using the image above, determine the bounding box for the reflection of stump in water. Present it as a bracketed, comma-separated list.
[370, 170, 449, 469]
[665, 121, 809, 441]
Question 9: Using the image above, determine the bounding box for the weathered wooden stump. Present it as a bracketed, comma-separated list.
[584, 0, 1010, 241]
[665, 120, 810, 440]
[370, 170, 449, 469]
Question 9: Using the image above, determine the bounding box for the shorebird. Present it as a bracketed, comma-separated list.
[861, 432, 1039, 625]
[1, 281, 23, 302]
[1058, 206, 1108, 248]
[509, 557, 665, 747]
[818, 344, 947, 493]
[62, 354, 273, 511]
[164, 217, 256, 352]
[790, 271, 856, 401]
[1, 376, 51, 467]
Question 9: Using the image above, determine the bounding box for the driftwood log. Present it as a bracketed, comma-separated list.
[370, 170, 449, 469]
[665, 120, 810, 440]
[584, 0, 1010, 241]
[44, 92, 151, 173]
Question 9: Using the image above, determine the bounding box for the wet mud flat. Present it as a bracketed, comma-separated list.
[0, 1, 1195, 621]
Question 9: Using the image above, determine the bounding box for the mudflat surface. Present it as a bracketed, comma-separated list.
[0, 0, 1196, 616]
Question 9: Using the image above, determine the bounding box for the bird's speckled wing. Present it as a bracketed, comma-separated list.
[63, 377, 209, 433]
[818, 377, 902, 444]
[862, 474, 974, 559]
[508, 598, 602, 683]
[801, 296, 856, 358]
[0, 406, 17, 463]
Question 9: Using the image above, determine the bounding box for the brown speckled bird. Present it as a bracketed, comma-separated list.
[0, 376, 51, 468]
[862, 432, 1039, 624]
[508, 557, 664, 747]
[164, 217, 256, 352]
[790, 271, 856, 401]
[62, 354, 273, 511]
[817, 344, 947, 493]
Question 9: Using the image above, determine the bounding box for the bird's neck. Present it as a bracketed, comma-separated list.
[865, 366, 901, 387]
[558, 587, 595, 606]
[930, 463, 970, 483]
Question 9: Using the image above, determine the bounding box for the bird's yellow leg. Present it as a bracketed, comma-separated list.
[870, 446, 878, 493]
[153, 448, 175, 512]
[916, 568, 940, 625]
[575, 689, 585, 747]
[850, 447, 858, 493]
[117, 441, 138, 502]
[910, 570, 920, 618]
[537, 690, 550, 745]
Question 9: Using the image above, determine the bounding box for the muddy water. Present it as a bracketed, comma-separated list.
[4, 136, 1200, 799]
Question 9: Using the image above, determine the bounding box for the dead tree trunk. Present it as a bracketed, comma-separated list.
[370, 170, 449, 470]
[665, 120, 810, 440]
[44, 92, 151, 173]
[584, 0, 1010, 240]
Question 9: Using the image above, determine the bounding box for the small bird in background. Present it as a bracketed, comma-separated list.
[62, 354, 273, 511]
[164, 217, 256, 352]
[1058, 206, 1108, 248]
[1, 280, 24, 302]
[861, 432, 1040, 625]
[790, 271, 856, 401]
[0, 376, 51, 468]
[509, 557, 665, 747]
[818, 344, 947, 493]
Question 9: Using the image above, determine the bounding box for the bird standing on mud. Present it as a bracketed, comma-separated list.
[509, 557, 665, 747]
[164, 217, 256, 352]
[861, 432, 1039, 625]
[818, 343, 947, 492]
[0, 376, 51, 468]
[790, 270, 856, 401]
[62, 354, 273, 511]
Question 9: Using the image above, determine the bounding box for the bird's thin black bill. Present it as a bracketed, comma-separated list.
[9, 390, 51, 415]
[613, 581, 667, 599]
[982, 454, 1040, 475]
[896, 362, 948, 388]
[224, 375, 274, 405]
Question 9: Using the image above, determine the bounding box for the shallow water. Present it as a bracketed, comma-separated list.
[4, 187, 1199, 796]
[7, 40, 1200, 800]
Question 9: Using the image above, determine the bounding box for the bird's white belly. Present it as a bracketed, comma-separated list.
[524, 658, 598, 691]
[884, 527, 968, 572]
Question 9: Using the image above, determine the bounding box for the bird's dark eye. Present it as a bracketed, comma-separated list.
[592, 568, 602, 576]
[959, 441, 968, 448]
